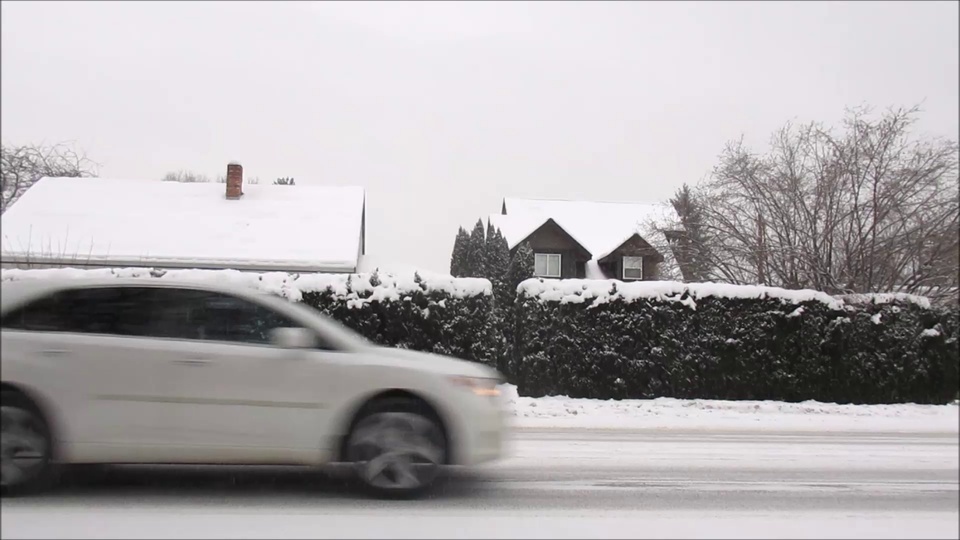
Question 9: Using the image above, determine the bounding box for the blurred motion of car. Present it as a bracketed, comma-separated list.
[0, 278, 506, 498]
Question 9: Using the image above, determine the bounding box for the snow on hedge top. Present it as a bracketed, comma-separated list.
[0, 177, 365, 272]
[518, 278, 847, 310]
[0, 267, 491, 304]
[488, 197, 680, 261]
[837, 293, 932, 309]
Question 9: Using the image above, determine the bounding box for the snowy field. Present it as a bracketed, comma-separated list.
[501, 384, 960, 434]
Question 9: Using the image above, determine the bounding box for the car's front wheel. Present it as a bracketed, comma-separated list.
[1, 392, 54, 496]
[345, 399, 447, 498]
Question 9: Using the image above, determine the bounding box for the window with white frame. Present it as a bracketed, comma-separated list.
[534, 253, 562, 278]
[622, 256, 643, 280]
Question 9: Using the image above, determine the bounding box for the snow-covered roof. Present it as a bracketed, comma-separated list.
[489, 197, 681, 262]
[1, 177, 366, 273]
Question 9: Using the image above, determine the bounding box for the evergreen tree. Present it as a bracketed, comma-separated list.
[486, 227, 514, 376]
[669, 183, 712, 282]
[484, 220, 498, 280]
[464, 219, 487, 278]
[486, 227, 511, 300]
[500, 241, 535, 377]
[506, 241, 535, 293]
[449, 227, 471, 277]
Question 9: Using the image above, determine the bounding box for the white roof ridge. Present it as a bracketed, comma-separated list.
[505, 196, 665, 207]
[36, 176, 366, 190]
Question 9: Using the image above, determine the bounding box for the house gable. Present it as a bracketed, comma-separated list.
[597, 233, 664, 281]
[512, 218, 592, 279]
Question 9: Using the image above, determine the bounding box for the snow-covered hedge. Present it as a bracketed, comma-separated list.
[296, 272, 496, 364]
[0, 268, 498, 365]
[510, 279, 958, 405]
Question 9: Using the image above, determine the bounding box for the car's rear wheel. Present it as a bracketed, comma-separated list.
[1, 392, 54, 496]
[345, 399, 447, 498]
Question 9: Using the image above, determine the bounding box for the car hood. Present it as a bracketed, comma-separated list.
[371, 347, 502, 380]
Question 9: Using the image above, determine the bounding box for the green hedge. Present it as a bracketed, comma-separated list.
[509, 280, 958, 405]
[299, 273, 497, 365]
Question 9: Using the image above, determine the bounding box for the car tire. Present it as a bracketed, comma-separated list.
[344, 398, 447, 499]
[1, 391, 56, 497]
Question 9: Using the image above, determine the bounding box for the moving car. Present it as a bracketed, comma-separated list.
[0, 278, 506, 497]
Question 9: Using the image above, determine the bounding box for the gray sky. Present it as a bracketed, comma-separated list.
[2, 1, 957, 274]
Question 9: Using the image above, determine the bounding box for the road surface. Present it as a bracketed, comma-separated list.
[2, 428, 958, 539]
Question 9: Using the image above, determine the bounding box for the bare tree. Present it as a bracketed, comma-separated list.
[697, 105, 959, 304]
[1, 142, 98, 213]
[161, 170, 211, 183]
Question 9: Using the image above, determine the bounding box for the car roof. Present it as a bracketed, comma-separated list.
[0, 277, 270, 314]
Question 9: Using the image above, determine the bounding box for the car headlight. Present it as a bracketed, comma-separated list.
[448, 376, 502, 397]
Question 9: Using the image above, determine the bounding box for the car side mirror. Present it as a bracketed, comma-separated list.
[270, 327, 318, 350]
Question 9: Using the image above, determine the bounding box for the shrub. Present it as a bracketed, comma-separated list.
[511, 279, 958, 404]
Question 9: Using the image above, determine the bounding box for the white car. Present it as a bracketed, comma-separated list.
[0, 278, 506, 497]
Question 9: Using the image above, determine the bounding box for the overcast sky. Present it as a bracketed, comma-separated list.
[2, 1, 957, 274]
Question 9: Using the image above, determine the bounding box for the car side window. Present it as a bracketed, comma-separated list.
[148, 288, 334, 349]
[68, 287, 152, 336]
[193, 292, 305, 345]
[2, 285, 336, 350]
[1, 287, 149, 335]
[1, 291, 71, 332]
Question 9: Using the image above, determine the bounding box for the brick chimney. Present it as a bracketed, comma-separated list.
[226, 161, 243, 200]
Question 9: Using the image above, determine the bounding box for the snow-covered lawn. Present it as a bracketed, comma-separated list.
[501, 385, 960, 434]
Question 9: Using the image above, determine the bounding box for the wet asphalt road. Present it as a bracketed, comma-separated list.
[2, 428, 958, 539]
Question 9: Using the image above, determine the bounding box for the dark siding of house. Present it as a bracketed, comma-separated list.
[598, 234, 664, 281]
[515, 220, 591, 280]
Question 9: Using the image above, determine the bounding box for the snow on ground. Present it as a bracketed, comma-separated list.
[500, 384, 960, 434]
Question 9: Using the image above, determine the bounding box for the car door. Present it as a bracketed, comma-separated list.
[0, 285, 191, 462]
[144, 287, 344, 463]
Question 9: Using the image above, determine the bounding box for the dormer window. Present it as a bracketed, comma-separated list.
[622, 256, 643, 280]
[534, 253, 562, 278]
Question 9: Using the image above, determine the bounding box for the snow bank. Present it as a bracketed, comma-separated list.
[518, 279, 847, 310]
[0, 267, 492, 304]
[499, 384, 960, 434]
